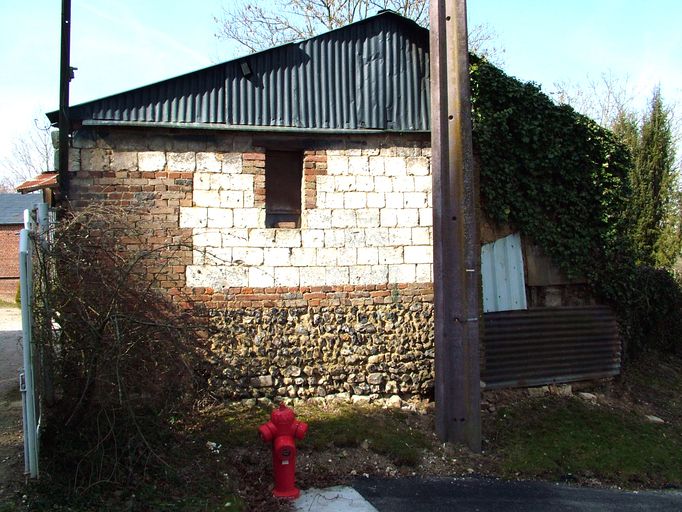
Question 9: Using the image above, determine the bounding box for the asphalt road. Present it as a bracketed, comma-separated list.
[353, 477, 682, 512]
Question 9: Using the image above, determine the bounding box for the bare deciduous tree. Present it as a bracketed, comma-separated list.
[215, 0, 502, 62]
[216, 1, 427, 53]
[550, 72, 634, 128]
[0, 118, 54, 191]
[468, 21, 504, 64]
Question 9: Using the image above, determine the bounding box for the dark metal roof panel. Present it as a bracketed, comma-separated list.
[53, 12, 430, 132]
[481, 306, 621, 389]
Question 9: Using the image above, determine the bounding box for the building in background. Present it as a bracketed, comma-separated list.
[0, 193, 40, 301]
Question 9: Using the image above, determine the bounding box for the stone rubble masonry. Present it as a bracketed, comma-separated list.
[208, 300, 435, 400]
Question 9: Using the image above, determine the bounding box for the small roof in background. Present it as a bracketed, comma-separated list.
[15, 172, 58, 195]
[0, 193, 40, 225]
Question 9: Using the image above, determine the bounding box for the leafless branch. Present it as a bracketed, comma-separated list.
[215, 0, 428, 55]
[33, 204, 205, 490]
[551, 72, 635, 128]
[0, 117, 54, 190]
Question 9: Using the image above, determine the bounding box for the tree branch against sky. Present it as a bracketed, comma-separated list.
[551, 73, 635, 129]
[215, 0, 427, 54]
[0, 118, 53, 192]
[214, 0, 502, 62]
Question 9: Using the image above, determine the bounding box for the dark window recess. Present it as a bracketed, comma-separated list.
[265, 150, 303, 228]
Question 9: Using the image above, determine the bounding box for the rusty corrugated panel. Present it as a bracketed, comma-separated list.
[481, 306, 621, 389]
[14, 174, 59, 195]
[48, 12, 430, 132]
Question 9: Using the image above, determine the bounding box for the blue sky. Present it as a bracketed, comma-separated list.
[1, 0, 680, 182]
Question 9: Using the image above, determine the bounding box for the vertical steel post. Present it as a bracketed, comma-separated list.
[58, 0, 71, 198]
[429, 0, 482, 451]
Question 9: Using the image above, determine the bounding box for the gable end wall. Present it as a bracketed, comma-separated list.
[69, 128, 436, 400]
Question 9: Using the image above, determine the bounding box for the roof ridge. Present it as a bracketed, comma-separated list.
[47, 10, 426, 125]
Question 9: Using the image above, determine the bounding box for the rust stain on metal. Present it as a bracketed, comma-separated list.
[481, 306, 621, 389]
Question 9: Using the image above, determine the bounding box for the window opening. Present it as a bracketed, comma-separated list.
[265, 150, 303, 228]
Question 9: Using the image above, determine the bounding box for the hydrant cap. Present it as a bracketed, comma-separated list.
[271, 403, 296, 425]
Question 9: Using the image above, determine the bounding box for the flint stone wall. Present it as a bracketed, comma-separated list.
[208, 300, 434, 400]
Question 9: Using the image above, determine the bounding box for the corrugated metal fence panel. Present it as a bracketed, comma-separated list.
[481, 306, 621, 389]
[67, 13, 431, 131]
[481, 233, 527, 312]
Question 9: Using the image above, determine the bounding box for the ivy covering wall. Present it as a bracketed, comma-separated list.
[470, 55, 682, 355]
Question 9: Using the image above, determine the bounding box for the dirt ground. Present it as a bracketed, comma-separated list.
[0, 307, 24, 502]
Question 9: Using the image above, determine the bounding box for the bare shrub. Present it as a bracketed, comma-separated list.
[33, 204, 204, 490]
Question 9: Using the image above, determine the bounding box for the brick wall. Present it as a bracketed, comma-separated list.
[69, 128, 436, 399]
[0, 225, 21, 301]
[69, 133, 196, 304]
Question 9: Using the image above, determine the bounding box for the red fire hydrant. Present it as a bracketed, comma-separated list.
[258, 403, 308, 499]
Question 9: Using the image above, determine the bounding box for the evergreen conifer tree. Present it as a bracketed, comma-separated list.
[613, 87, 680, 267]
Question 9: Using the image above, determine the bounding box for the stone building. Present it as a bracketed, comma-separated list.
[44, 12, 619, 400]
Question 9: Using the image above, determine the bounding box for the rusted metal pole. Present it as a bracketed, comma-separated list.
[429, 0, 482, 451]
[58, 0, 71, 198]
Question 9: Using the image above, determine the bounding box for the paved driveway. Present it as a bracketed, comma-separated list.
[353, 477, 682, 512]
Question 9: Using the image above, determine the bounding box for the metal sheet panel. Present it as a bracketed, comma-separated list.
[481, 233, 527, 312]
[53, 12, 431, 132]
[481, 306, 621, 389]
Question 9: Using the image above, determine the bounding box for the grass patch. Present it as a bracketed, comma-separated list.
[211, 401, 430, 467]
[491, 396, 682, 487]
[0, 299, 19, 308]
[24, 478, 245, 512]
[301, 403, 430, 466]
[0, 502, 19, 512]
[624, 352, 682, 422]
[20, 408, 248, 512]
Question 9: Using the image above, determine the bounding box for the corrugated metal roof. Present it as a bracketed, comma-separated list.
[481, 306, 621, 389]
[48, 11, 430, 132]
[0, 193, 40, 225]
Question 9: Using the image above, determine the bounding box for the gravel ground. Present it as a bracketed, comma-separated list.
[0, 307, 22, 396]
[0, 307, 24, 501]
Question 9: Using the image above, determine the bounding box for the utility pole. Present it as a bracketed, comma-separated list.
[58, 0, 72, 198]
[429, 0, 482, 451]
